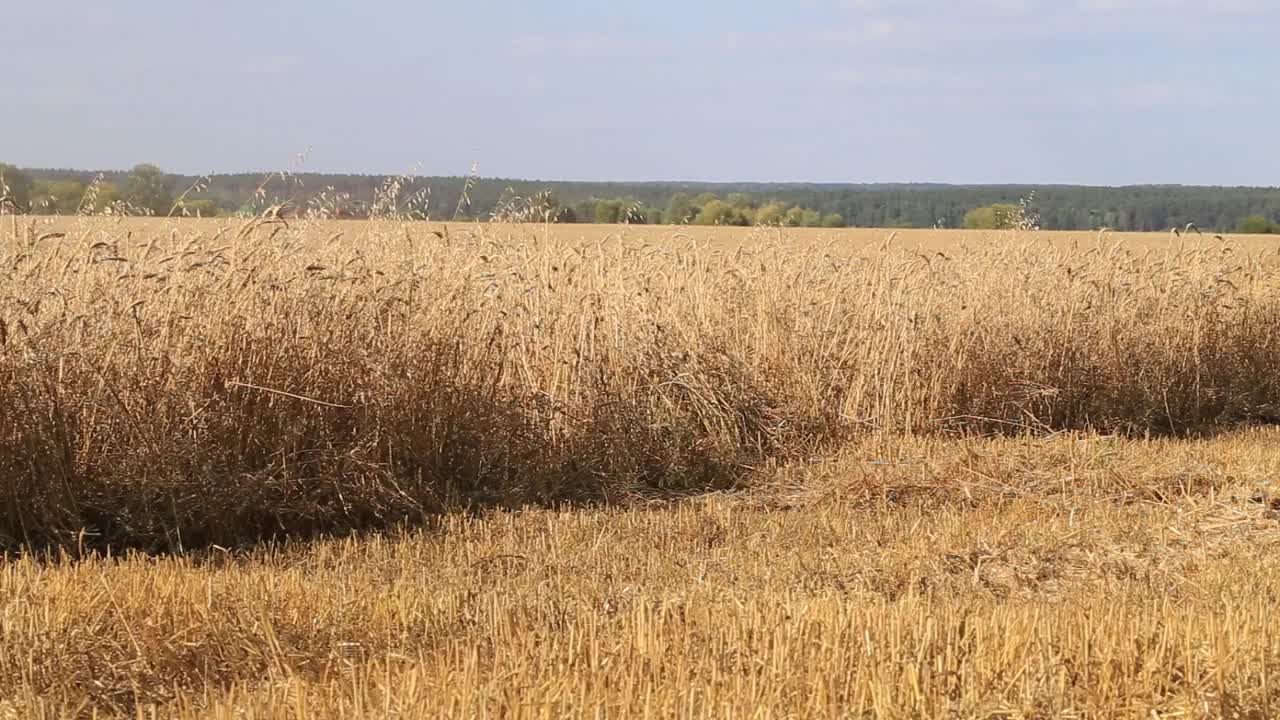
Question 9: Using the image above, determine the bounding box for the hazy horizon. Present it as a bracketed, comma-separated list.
[15, 165, 1280, 191]
[3, 1, 1277, 186]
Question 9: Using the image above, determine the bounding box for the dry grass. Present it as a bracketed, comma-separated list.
[4, 433, 1280, 718]
[4, 216, 1280, 717]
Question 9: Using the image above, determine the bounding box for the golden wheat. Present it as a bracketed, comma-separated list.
[3, 217, 1279, 549]
[4, 217, 1280, 717]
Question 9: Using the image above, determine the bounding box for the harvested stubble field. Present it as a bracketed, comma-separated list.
[4, 215, 1280, 718]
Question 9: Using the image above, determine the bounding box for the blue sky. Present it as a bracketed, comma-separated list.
[2, 1, 1276, 185]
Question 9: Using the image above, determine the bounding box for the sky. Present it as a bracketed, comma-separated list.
[2, 1, 1277, 186]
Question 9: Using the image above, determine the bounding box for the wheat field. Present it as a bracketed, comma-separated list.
[4, 215, 1280, 718]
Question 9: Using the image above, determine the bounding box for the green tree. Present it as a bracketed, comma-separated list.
[783, 206, 821, 227]
[30, 179, 87, 214]
[178, 199, 222, 218]
[0, 163, 33, 210]
[593, 198, 626, 224]
[1237, 215, 1279, 234]
[754, 202, 788, 226]
[820, 213, 847, 228]
[695, 199, 749, 226]
[963, 204, 1022, 230]
[123, 163, 175, 216]
[94, 182, 123, 213]
[664, 192, 695, 224]
[589, 198, 649, 224]
[28, 181, 49, 212]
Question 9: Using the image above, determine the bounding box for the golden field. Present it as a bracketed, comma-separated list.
[4, 215, 1280, 718]
[18, 216, 1280, 254]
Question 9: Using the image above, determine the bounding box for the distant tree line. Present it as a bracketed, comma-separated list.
[1, 163, 207, 218]
[4, 163, 1279, 233]
[540, 192, 846, 227]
